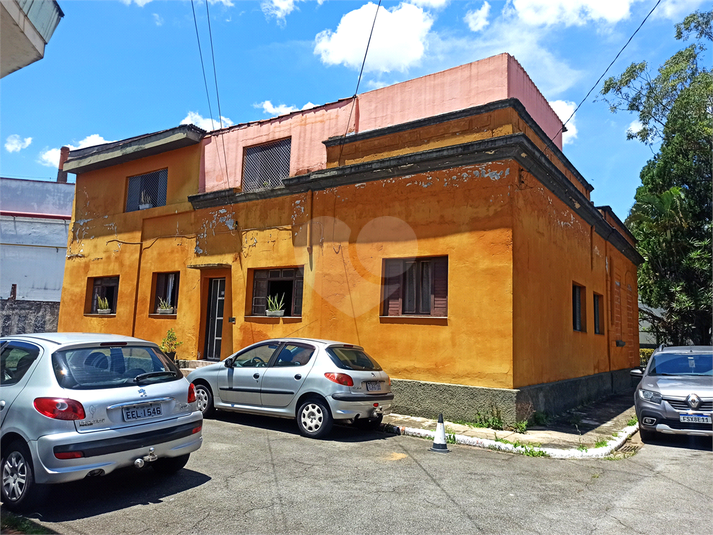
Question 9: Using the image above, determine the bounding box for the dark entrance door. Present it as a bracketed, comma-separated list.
[204, 278, 225, 361]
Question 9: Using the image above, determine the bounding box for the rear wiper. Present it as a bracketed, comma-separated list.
[133, 371, 178, 382]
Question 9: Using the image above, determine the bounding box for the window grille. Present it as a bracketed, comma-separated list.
[242, 138, 291, 193]
[572, 284, 585, 332]
[154, 272, 180, 312]
[126, 169, 167, 212]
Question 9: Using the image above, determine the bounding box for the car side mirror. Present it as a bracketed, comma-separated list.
[224, 359, 233, 368]
[630, 368, 643, 377]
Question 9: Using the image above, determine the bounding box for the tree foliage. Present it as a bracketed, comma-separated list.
[601, 10, 712, 345]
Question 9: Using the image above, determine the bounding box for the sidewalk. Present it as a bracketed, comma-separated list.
[381, 391, 642, 459]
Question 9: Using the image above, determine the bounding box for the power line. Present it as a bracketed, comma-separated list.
[190, 0, 216, 131]
[338, 0, 383, 165]
[552, 0, 663, 143]
[204, 0, 231, 186]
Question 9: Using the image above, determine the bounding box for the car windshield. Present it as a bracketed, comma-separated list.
[52, 345, 181, 389]
[648, 353, 713, 376]
[327, 347, 382, 371]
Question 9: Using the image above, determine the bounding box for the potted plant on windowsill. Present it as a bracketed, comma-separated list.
[156, 297, 174, 314]
[265, 293, 285, 317]
[160, 328, 182, 362]
[138, 190, 153, 210]
[96, 296, 111, 314]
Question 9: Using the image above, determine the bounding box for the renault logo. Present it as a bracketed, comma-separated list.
[686, 393, 701, 410]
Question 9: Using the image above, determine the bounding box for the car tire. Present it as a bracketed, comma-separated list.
[1, 440, 36, 512]
[195, 383, 215, 418]
[151, 454, 190, 475]
[357, 414, 383, 431]
[639, 426, 656, 443]
[297, 398, 333, 439]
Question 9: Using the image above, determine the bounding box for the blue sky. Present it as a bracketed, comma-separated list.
[1, 0, 707, 220]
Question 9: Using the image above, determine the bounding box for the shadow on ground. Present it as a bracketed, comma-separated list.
[210, 410, 391, 443]
[22, 467, 210, 522]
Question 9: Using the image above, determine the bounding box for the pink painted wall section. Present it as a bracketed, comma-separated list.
[201, 53, 565, 193]
[506, 55, 564, 149]
[201, 100, 354, 193]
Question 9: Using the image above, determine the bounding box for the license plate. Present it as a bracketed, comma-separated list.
[366, 381, 381, 392]
[123, 404, 162, 422]
[680, 414, 712, 424]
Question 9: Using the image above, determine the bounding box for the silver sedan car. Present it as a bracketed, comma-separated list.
[187, 338, 394, 438]
[1, 333, 203, 511]
[631, 345, 713, 441]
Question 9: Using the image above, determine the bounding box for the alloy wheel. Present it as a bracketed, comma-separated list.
[300, 403, 324, 433]
[196, 387, 209, 412]
[3, 451, 28, 502]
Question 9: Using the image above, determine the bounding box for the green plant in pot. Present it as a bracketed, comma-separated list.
[157, 296, 173, 314]
[266, 293, 285, 317]
[160, 328, 183, 361]
[96, 296, 111, 313]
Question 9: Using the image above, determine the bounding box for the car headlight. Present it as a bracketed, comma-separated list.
[638, 389, 662, 404]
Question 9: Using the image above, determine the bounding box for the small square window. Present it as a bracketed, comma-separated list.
[126, 169, 167, 212]
[154, 272, 180, 313]
[383, 257, 448, 317]
[572, 283, 586, 332]
[593, 293, 604, 335]
[90, 276, 119, 314]
[251, 267, 304, 316]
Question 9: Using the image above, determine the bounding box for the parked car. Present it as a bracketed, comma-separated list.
[188, 338, 394, 438]
[0, 333, 203, 511]
[630, 345, 713, 442]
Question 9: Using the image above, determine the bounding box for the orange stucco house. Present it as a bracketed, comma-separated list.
[58, 54, 642, 423]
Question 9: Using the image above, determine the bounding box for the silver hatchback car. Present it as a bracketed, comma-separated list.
[1, 333, 203, 511]
[187, 338, 394, 438]
[631, 345, 713, 442]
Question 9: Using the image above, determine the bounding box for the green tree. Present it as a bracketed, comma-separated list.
[601, 10, 712, 345]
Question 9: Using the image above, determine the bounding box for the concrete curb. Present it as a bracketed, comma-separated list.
[381, 423, 640, 459]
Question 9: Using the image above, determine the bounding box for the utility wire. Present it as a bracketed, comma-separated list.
[338, 0, 382, 164]
[204, 0, 231, 186]
[552, 0, 663, 143]
[190, 0, 216, 131]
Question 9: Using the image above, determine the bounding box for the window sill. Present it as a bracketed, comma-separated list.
[149, 314, 177, 319]
[573, 329, 587, 334]
[244, 316, 302, 324]
[85, 313, 116, 317]
[379, 316, 448, 325]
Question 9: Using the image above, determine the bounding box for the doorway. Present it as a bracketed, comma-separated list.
[204, 278, 225, 361]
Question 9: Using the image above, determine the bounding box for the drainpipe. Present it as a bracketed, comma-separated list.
[130, 243, 144, 337]
[306, 189, 314, 255]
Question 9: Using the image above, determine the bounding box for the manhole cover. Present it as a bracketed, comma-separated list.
[618, 444, 640, 454]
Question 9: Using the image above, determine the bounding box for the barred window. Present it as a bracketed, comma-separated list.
[126, 169, 167, 212]
[154, 272, 180, 313]
[90, 276, 119, 314]
[251, 267, 303, 317]
[383, 257, 448, 317]
[573, 283, 586, 332]
[593, 293, 604, 335]
[242, 138, 291, 193]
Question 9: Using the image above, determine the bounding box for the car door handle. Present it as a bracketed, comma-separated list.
[294, 374, 302, 380]
[253, 373, 260, 379]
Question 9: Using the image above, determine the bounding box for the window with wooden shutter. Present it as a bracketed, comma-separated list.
[251, 267, 304, 316]
[382, 257, 448, 317]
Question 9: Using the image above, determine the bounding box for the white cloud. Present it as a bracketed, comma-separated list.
[5, 135, 32, 153]
[301, 102, 317, 110]
[119, 0, 154, 7]
[152, 13, 163, 26]
[511, 0, 639, 27]
[181, 111, 234, 131]
[465, 2, 491, 32]
[655, 0, 706, 21]
[38, 134, 114, 168]
[409, 0, 450, 8]
[549, 100, 578, 145]
[261, 0, 299, 25]
[627, 119, 643, 135]
[315, 2, 434, 74]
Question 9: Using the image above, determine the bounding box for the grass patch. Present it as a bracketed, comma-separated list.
[446, 433, 457, 444]
[493, 434, 548, 457]
[627, 415, 638, 427]
[529, 411, 549, 426]
[577, 443, 589, 452]
[595, 437, 610, 448]
[512, 420, 528, 434]
[1, 512, 56, 534]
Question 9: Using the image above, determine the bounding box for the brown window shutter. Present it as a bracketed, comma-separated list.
[383, 259, 403, 316]
[432, 257, 448, 317]
[252, 271, 268, 315]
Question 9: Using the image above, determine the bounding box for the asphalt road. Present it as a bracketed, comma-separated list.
[25, 413, 713, 535]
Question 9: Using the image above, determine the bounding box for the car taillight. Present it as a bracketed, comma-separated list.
[55, 451, 84, 459]
[34, 398, 85, 420]
[192, 424, 202, 435]
[188, 383, 196, 403]
[324, 372, 354, 387]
